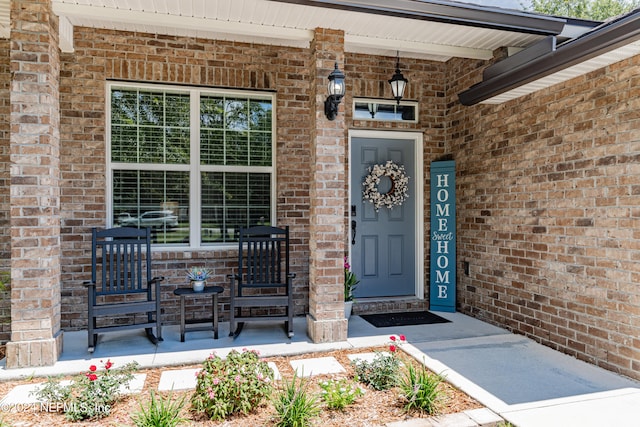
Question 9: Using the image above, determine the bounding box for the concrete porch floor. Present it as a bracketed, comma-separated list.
[1, 312, 639, 426]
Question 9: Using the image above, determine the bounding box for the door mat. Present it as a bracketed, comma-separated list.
[360, 311, 450, 328]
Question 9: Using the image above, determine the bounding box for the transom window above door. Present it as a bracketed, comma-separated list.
[107, 82, 275, 247]
[353, 98, 418, 122]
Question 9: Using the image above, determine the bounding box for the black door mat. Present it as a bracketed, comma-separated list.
[360, 311, 451, 328]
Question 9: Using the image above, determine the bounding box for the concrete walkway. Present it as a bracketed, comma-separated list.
[1, 312, 638, 426]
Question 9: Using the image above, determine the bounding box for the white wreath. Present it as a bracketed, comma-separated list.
[362, 160, 409, 211]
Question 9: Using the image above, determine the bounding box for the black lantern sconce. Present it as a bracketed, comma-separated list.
[324, 62, 346, 120]
[388, 51, 408, 104]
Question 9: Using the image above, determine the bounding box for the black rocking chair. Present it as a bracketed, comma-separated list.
[86, 227, 164, 352]
[228, 225, 295, 338]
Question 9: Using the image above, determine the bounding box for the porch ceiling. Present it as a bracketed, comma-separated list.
[3, 0, 567, 61]
[1, 0, 636, 105]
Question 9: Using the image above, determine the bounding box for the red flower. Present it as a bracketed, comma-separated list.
[389, 344, 397, 353]
[389, 335, 396, 341]
[399, 334, 406, 341]
[104, 360, 113, 370]
[89, 365, 97, 372]
[87, 373, 98, 381]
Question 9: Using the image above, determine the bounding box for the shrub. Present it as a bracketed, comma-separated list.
[318, 377, 365, 410]
[352, 351, 401, 391]
[34, 359, 138, 421]
[191, 349, 273, 420]
[131, 390, 188, 427]
[273, 371, 320, 427]
[351, 335, 405, 391]
[398, 362, 445, 414]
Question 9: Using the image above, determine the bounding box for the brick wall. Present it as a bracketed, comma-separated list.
[59, 28, 313, 328]
[0, 39, 10, 343]
[448, 54, 640, 380]
[58, 27, 452, 330]
[7, 0, 63, 367]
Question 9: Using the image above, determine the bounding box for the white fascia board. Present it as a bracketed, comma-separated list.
[52, 2, 313, 43]
[346, 34, 493, 60]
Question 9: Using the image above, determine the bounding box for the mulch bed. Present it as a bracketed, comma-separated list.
[0, 347, 482, 426]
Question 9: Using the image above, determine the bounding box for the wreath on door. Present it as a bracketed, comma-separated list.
[362, 160, 409, 211]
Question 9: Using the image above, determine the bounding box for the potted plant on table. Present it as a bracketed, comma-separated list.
[344, 256, 360, 318]
[186, 266, 211, 292]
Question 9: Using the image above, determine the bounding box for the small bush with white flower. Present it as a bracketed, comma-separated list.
[352, 334, 406, 391]
[318, 377, 365, 410]
[191, 349, 274, 421]
[34, 359, 138, 421]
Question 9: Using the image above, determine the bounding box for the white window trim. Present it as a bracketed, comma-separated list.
[105, 81, 277, 250]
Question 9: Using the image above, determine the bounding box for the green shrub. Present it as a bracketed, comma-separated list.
[352, 351, 401, 391]
[191, 349, 273, 420]
[318, 377, 365, 410]
[352, 334, 406, 391]
[399, 362, 445, 414]
[131, 390, 188, 427]
[273, 371, 320, 427]
[34, 359, 138, 421]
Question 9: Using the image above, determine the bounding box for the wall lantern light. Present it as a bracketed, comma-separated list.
[324, 62, 346, 120]
[388, 51, 408, 104]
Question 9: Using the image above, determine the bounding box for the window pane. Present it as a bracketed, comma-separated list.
[248, 173, 271, 225]
[250, 132, 272, 166]
[225, 98, 248, 131]
[201, 172, 271, 244]
[225, 130, 249, 166]
[111, 124, 138, 162]
[166, 128, 190, 164]
[200, 96, 272, 167]
[200, 129, 225, 165]
[110, 88, 190, 165]
[249, 100, 272, 131]
[111, 90, 138, 125]
[113, 170, 190, 245]
[201, 96, 224, 128]
[200, 96, 225, 166]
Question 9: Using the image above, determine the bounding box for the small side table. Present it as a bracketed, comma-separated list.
[173, 285, 224, 342]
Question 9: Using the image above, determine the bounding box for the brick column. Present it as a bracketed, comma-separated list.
[6, 0, 63, 367]
[306, 28, 348, 342]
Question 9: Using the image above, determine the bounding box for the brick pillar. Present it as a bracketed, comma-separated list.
[6, 0, 63, 367]
[306, 28, 348, 342]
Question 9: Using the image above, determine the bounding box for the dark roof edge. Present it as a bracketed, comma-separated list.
[458, 8, 640, 106]
[267, 0, 567, 35]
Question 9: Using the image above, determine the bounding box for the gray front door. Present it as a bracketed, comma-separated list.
[350, 136, 415, 298]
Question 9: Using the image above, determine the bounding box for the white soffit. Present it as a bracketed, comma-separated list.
[44, 0, 549, 61]
[483, 40, 640, 104]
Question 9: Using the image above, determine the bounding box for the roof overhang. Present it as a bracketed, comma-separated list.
[0, 0, 576, 63]
[459, 9, 640, 105]
[267, 0, 566, 35]
[3, 0, 636, 106]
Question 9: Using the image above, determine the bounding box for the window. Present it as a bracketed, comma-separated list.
[107, 82, 275, 246]
[353, 98, 418, 122]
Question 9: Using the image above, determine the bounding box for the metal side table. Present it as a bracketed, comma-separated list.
[173, 285, 223, 341]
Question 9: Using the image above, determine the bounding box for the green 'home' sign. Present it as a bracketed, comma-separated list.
[429, 160, 456, 312]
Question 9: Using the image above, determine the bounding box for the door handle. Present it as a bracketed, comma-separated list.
[351, 220, 357, 245]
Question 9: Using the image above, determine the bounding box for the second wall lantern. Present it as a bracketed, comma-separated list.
[388, 51, 408, 104]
